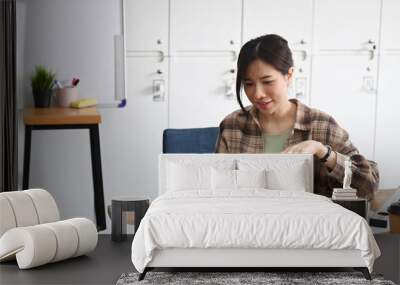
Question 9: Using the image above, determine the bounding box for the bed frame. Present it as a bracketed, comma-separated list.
[139, 248, 371, 280]
[137, 154, 372, 281]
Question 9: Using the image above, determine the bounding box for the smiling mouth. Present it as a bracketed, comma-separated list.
[256, 101, 273, 109]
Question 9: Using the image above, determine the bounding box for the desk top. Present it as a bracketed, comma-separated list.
[24, 107, 101, 125]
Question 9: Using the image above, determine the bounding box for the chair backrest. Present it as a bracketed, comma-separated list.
[162, 127, 219, 153]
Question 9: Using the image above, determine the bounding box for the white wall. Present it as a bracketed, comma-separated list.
[16, 0, 149, 233]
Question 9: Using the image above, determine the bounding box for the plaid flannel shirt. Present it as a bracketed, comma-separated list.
[215, 99, 379, 200]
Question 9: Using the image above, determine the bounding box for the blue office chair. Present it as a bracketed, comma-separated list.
[162, 127, 220, 153]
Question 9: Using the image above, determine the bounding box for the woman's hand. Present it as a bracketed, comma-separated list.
[282, 140, 326, 159]
[282, 140, 337, 170]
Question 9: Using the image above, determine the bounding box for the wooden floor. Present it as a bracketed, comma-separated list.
[0, 235, 133, 285]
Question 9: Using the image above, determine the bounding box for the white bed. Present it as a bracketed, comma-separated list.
[131, 154, 380, 280]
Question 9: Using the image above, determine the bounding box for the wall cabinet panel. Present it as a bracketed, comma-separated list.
[125, 56, 168, 193]
[381, 0, 400, 51]
[243, 0, 313, 48]
[310, 54, 377, 159]
[125, 0, 168, 53]
[170, 0, 241, 52]
[375, 55, 400, 188]
[314, 0, 380, 51]
[169, 55, 238, 128]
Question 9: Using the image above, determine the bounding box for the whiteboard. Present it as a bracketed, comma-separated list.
[21, 0, 126, 107]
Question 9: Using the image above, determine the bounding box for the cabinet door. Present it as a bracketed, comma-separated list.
[170, 0, 241, 52]
[169, 55, 238, 128]
[310, 54, 377, 159]
[125, 0, 168, 53]
[381, 0, 400, 51]
[375, 55, 400, 188]
[314, 0, 380, 51]
[120, 56, 168, 195]
[243, 0, 313, 48]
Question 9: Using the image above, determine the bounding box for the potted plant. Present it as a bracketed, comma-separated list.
[30, 65, 55, 107]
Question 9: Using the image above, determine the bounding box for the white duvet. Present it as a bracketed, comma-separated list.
[131, 190, 380, 273]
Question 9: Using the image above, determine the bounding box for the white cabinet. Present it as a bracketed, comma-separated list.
[125, 56, 168, 193]
[314, 0, 380, 51]
[125, 0, 168, 53]
[243, 0, 313, 47]
[381, 0, 400, 51]
[169, 55, 238, 128]
[374, 55, 400, 188]
[310, 54, 377, 159]
[170, 0, 241, 52]
[122, 0, 398, 189]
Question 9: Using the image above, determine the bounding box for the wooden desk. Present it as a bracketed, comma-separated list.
[23, 107, 106, 231]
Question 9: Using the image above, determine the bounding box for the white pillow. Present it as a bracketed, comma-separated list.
[237, 158, 309, 191]
[167, 162, 211, 191]
[211, 168, 268, 190]
[211, 168, 236, 190]
[237, 169, 267, 189]
[266, 165, 307, 191]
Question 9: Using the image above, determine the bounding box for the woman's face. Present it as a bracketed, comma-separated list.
[243, 59, 293, 116]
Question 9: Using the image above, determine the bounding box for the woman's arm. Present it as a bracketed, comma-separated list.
[282, 117, 379, 200]
[215, 121, 229, 153]
[325, 118, 379, 200]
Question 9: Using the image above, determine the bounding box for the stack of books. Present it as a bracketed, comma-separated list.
[332, 188, 358, 200]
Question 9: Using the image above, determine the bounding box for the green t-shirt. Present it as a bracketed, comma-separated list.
[263, 129, 292, 153]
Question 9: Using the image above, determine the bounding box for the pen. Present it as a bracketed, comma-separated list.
[54, 80, 63, 89]
[72, 78, 80, 87]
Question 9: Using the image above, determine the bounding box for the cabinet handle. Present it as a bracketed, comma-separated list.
[291, 40, 307, 61]
[301, 50, 307, 61]
[231, 50, 237, 61]
[225, 78, 235, 99]
[295, 77, 307, 99]
[362, 76, 376, 94]
[366, 40, 376, 61]
[158, 51, 165, 62]
[153, 79, 165, 101]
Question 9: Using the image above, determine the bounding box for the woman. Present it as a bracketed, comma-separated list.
[215, 34, 378, 199]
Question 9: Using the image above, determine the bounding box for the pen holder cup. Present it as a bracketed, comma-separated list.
[55, 87, 79, 107]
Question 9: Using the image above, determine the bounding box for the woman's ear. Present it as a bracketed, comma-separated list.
[287, 67, 294, 81]
[285, 67, 295, 87]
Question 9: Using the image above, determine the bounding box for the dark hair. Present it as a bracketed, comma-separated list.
[236, 34, 294, 112]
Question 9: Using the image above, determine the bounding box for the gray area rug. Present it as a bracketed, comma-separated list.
[116, 271, 396, 285]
